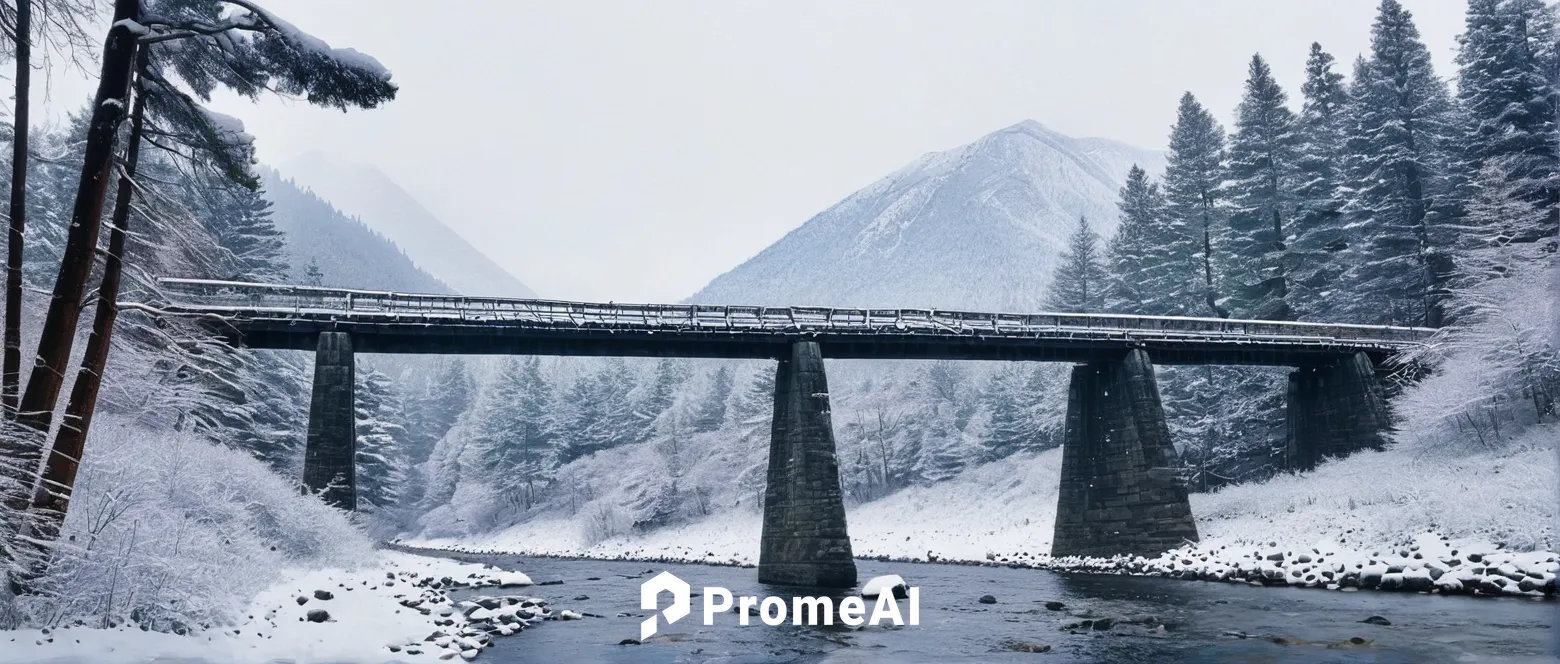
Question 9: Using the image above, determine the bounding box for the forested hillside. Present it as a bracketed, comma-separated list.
[406, 0, 1558, 545]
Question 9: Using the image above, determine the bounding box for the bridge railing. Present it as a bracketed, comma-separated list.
[148, 278, 1436, 345]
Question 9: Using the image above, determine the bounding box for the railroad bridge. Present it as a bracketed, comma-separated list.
[125, 279, 1432, 588]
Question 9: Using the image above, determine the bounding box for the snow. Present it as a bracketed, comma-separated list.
[0, 551, 541, 664]
[860, 574, 907, 598]
[495, 571, 533, 587]
[410, 423, 1556, 598]
[237, 3, 392, 81]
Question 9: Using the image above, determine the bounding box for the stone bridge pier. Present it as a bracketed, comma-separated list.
[758, 340, 858, 587]
[303, 331, 357, 510]
[1052, 349, 1199, 558]
[1285, 351, 1390, 470]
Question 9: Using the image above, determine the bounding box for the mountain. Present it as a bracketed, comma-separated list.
[278, 151, 536, 298]
[690, 120, 1164, 311]
[260, 167, 452, 294]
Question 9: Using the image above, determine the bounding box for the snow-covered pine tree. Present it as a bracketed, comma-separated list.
[1104, 165, 1169, 314]
[404, 357, 474, 466]
[355, 366, 410, 512]
[1456, 0, 1558, 251]
[1290, 42, 1354, 319]
[1043, 216, 1108, 313]
[691, 365, 732, 432]
[473, 357, 554, 510]
[1161, 92, 1230, 318]
[979, 364, 1032, 461]
[200, 176, 289, 281]
[635, 358, 689, 438]
[554, 358, 639, 463]
[913, 408, 965, 483]
[1224, 54, 1300, 320]
[731, 362, 776, 426]
[1342, 0, 1464, 326]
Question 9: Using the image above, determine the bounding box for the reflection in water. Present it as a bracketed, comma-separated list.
[436, 553, 1552, 664]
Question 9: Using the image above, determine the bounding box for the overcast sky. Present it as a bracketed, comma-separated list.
[42, 0, 1467, 302]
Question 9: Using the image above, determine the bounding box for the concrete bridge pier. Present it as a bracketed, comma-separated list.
[303, 331, 357, 510]
[1052, 349, 1198, 558]
[1284, 351, 1390, 471]
[758, 340, 857, 587]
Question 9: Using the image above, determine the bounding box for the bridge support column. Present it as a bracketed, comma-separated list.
[1285, 352, 1389, 471]
[1052, 349, 1198, 558]
[759, 341, 856, 587]
[303, 331, 356, 510]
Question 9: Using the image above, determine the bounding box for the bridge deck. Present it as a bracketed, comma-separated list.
[120, 279, 1435, 366]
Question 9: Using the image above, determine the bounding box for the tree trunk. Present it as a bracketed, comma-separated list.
[5, 0, 32, 419]
[15, 0, 139, 434]
[27, 62, 147, 543]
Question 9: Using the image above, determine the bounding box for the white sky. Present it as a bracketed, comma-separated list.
[37, 1, 1466, 302]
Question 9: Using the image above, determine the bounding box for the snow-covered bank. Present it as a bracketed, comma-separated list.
[0, 551, 548, 663]
[411, 424, 1558, 599]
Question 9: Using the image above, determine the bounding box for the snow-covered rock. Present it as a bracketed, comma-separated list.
[861, 574, 909, 599]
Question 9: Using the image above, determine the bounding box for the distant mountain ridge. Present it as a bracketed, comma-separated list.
[690, 120, 1164, 311]
[259, 166, 452, 294]
[279, 151, 536, 298]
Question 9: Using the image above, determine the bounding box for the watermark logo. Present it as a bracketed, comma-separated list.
[638, 571, 919, 640]
[640, 571, 692, 640]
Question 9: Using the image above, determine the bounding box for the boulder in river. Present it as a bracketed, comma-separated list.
[861, 575, 909, 599]
[306, 609, 330, 623]
[978, 595, 997, 604]
[313, 589, 334, 601]
[1359, 615, 1391, 626]
[1044, 602, 1066, 611]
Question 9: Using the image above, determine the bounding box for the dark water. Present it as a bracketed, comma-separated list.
[437, 553, 1556, 664]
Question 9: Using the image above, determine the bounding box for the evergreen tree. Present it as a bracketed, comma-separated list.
[635, 358, 688, 436]
[555, 358, 639, 463]
[1224, 54, 1300, 320]
[1104, 165, 1169, 313]
[356, 366, 410, 511]
[1161, 92, 1230, 317]
[204, 180, 288, 281]
[1290, 43, 1354, 318]
[691, 366, 732, 432]
[1456, 0, 1558, 248]
[732, 362, 776, 425]
[1343, 0, 1463, 326]
[473, 357, 554, 510]
[980, 364, 1034, 461]
[404, 358, 474, 466]
[913, 409, 965, 483]
[1043, 216, 1108, 312]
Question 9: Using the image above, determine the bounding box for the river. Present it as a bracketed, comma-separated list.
[433, 552, 1555, 663]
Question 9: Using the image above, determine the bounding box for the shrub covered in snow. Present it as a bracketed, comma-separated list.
[4, 416, 372, 631]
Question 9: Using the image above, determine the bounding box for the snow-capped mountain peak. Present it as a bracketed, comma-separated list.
[690, 120, 1163, 311]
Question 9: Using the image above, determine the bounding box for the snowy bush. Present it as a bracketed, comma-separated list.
[9, 417, 371, 631]
[1396, 254, 1558, 451]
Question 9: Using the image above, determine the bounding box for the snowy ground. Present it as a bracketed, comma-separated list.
[0, 551, 546, 664]
[411, 424, 1558, 598]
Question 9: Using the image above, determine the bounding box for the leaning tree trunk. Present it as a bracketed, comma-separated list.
[5, 0, 32, 419]
[15, 0, 139, 434]
[28, 64, 147, 546]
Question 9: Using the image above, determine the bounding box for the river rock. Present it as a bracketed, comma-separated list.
[978, 595, 997, 604]
[313, 589, 334, 601]
[1359, 615, 1391, 626]
[306, 609, 330, 623]
[1043, 601, 1066, 611]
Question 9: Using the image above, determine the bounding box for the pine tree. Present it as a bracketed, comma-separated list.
[555, 358, 639, 463]
[691, 366, 732, 432]
[1290, 43, 1354, 319]
[913, 409, 965, 483]
[356, 366, 410, 511]
[980, 364, 1033, 461]
[404, 358, 474, 466]
[635, 358, 688, 437]
[204, 179, 288, 281]
[1043, 216, 1108, 312]
[1343, 0, 1463, 326]
[733, 362, 776, 425]
[1456, 0, 1558, 249]
[1104, 165, 1169, 313]
[1224, 54, 1300, 320]
[473, 357, 554, 510]
[1161, 92, 1230, 318]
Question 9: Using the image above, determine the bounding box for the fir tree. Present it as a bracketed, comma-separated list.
[1043, 216, 1108, 312]
[355, 366, 410, 511]
[733, 362, 776, 425]
[1290, 43, 1354, 319]
[1161, 92, 1230, 317]
[1104, 165, 1169, 313]
[1224, 54, 1300, 320]
[1343, 0, 1463, 326]
[404, 358, 474, 466]
[1456, 0, 1558, 248]
[980, 364, 1034, 461]
[635, 358, 689, 436]
[691, 366, 732, 432]
[473, 357, 554, 510]
[204, 180, 288, 281]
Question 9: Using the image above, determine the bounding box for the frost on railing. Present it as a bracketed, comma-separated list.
[143, 278, 1436, 346]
